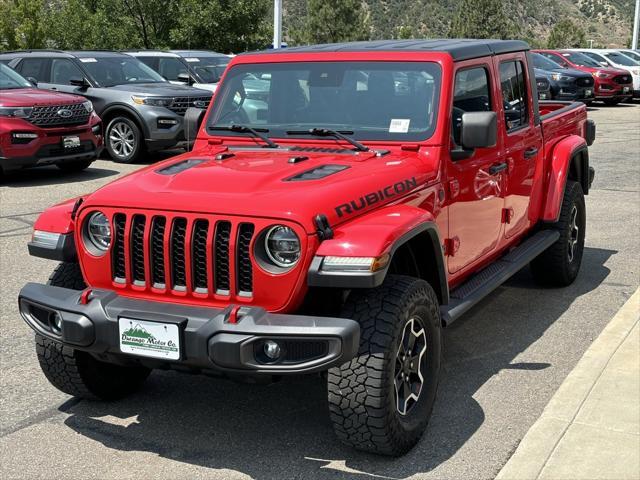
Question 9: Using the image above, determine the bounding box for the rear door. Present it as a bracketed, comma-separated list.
[496, 54, 543, 239]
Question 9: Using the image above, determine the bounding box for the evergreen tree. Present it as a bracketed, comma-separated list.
[547, 19, 586, 48]
[292, 0, 369, 45]
[449, 0, 516, 39]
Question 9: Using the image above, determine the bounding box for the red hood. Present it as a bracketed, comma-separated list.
[0, 88, 86, 107]
[81, 145, 441, 233]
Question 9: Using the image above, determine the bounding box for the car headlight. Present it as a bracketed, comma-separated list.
[551, 73, 573, 82]
[0, 106, 33, 118]
[264, 225, 300, 268]
[82, 100, 94, 113]
[84, 211, 111, 254]
[593, 71, 611, 78]
[131, 95, 174, 107]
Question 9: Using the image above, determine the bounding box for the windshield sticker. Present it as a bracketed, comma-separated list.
[389, 118, 410, 133]
[79, 58, 97, 63]
[185, 58, 200, 62]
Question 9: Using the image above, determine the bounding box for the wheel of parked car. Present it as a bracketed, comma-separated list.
[327, 275, 442, 456]
[35, 262, 150, 400]
[56, 159, 94, 173]
[530, 180, 586, 286]
[106, 116, 142, 163]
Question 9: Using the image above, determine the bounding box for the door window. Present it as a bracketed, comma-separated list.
[17, 58, 48, 82]
[452, 66, 492, 145]
[50, 59, 85, 85]
[158, 57, 189, 81]
[499, 61, 529, 131]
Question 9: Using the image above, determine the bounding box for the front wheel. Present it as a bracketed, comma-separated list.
[327, 275, 442, 456]
[106, 116, 142, 163]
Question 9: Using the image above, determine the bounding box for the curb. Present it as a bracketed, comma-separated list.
[496, 288, 640, 480]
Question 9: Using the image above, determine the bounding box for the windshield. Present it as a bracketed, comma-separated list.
[185, 56, 229, 83]
[208, 61, 442, 142]
[605, 52, 639, 66]
[80, 57, 166, 87]
[563, 52, 602, 68]
[0, 63, 32, 89]
[621, 50, 640, 62]
[532, 53, 563, 71]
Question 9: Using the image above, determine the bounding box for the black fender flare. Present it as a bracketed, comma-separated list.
[100, 104, 149, 139]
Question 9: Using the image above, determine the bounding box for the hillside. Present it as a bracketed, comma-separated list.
[283, 0, 635, 48]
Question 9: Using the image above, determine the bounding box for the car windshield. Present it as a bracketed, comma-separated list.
[185, 56, 229, 83]
[563, 52, 602, 68]
[0, 63, 32, 89]
[532, 53, 563, 70]
[208, 61, 442, 142]
[80, 56, 166, 87]
[605, 52, 639, 66]
[621, 51, 640, 62]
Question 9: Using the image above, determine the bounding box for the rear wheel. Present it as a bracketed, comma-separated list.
[35, 262, 150, 400]
[327, 275, 442, 456]
[106, 116, 142, 163]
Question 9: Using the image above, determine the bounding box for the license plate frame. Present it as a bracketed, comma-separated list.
[118, 317, 181, 360]
[62, 136, 81, 149]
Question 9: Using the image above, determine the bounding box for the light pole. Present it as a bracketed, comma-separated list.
[273, 0, 282, 49]
[633, 0, 639, 49]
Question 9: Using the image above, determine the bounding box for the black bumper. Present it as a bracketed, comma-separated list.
[18, 283, 360, 375]
[1, 144, 101, 173]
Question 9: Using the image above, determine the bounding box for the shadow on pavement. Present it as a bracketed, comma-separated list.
[61, 246, 615, 479]
[1, 166, 119, 188]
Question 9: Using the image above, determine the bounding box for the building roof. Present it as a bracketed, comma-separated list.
[249, 39, 530, 61]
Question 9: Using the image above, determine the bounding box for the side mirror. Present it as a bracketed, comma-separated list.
[183, 107, 206, 144]
[69, 77, 90, 89]
[177, 73, 195, 85]
[26, 76, 38, 87]
[451, 111, 497, 160]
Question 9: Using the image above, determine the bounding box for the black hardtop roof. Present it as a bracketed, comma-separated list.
[248, 39, 530, 61]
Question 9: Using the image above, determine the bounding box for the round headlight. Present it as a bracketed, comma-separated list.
[85, 212, 111, 253]
[264, 225, 300, 268]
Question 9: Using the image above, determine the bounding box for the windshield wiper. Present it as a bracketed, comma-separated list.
[208, 124, 279, 148]
[286, 128, 369, 152]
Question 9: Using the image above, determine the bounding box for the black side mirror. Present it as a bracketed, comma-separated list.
[177, 73, 195, 85]
[69, 77, 90, 89]
[451, 111, 497, 160]
[183, 107, 206, 144]
[26, 76, 38, 87]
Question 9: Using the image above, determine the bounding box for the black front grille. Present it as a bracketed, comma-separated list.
[29, 103, 90, 128]
[110, 214, 254, 297]
[168, 96, 212, 116]
[576, 77, 594, 87]
[614, 75, 631, 84]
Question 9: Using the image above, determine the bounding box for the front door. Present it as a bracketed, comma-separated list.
[447, 62, 506, 274]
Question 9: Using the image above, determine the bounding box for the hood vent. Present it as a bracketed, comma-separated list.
[285, 164, 349, 182]
[289, 146, 355, 154]
[156, 159, 204, 175]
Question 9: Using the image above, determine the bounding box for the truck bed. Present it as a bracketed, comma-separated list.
[539, 100, 589, 141]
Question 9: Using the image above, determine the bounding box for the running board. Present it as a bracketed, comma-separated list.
[441, 230, 560, 326]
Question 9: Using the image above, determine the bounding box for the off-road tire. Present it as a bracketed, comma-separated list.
[530, 180, 586, 286]
[105, 116, 142, 163]
[327, 275, 442, 456]
[35, 262, 150, 400]
[56, 159, 94, 173]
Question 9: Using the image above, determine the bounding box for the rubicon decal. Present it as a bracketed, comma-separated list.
[335, 177, 418, 217]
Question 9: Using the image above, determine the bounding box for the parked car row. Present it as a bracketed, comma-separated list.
[531, 48, 638, 104]
[1, 49, 227, 173]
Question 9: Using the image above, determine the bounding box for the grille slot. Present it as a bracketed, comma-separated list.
[614, 75, 631, 84]
[29, 103, 90, 128]
[191, 220, 209, 292]
[236, 224, 255, 295]
[150, 217, 166, 287]
[170, 218, 188, 290]
[576, 77, 594, 87]
[214, 221, 231, 294]
[130, 215, 146, 285]
[112, 214, 126, 282]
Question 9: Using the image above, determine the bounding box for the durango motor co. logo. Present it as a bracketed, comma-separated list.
[121, 323, 179, 355]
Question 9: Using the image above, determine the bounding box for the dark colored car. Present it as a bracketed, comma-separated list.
[531, 52, 595, 103]
[0, 50, 212, 163]
[534, 72, 551, 100]
[0, 63, 102, 175]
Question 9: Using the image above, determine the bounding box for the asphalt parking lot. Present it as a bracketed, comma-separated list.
[1, 103, 639, 480]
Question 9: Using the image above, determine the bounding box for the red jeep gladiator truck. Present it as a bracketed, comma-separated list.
[19, 40, 595, 456]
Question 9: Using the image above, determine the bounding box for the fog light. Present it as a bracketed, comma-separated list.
[158, 119, 178, 126]
[263, 340, 281, 360]
[50, 312, 62, 334]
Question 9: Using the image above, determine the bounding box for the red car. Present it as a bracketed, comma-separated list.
[534, 49, 633, 105]
[0, 63, 102, 175]
[20, 40, 595, 456]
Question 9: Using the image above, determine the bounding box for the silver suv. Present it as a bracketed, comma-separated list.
[0, 50, 212, 163]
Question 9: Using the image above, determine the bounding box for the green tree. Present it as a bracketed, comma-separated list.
[547, 19, 586, 48]
[292, 0, 369, 45]
[0, 0, 48, 49]
[449, 0, 516, 40]
[170, 0, 271, 53]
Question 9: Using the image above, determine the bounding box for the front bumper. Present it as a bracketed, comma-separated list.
[18, 283, 360, 375]
[0, 141, 101, 172]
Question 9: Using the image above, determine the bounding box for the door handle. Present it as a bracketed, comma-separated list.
[524, 147, 538, 159]
[488, 162, 508, 175]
